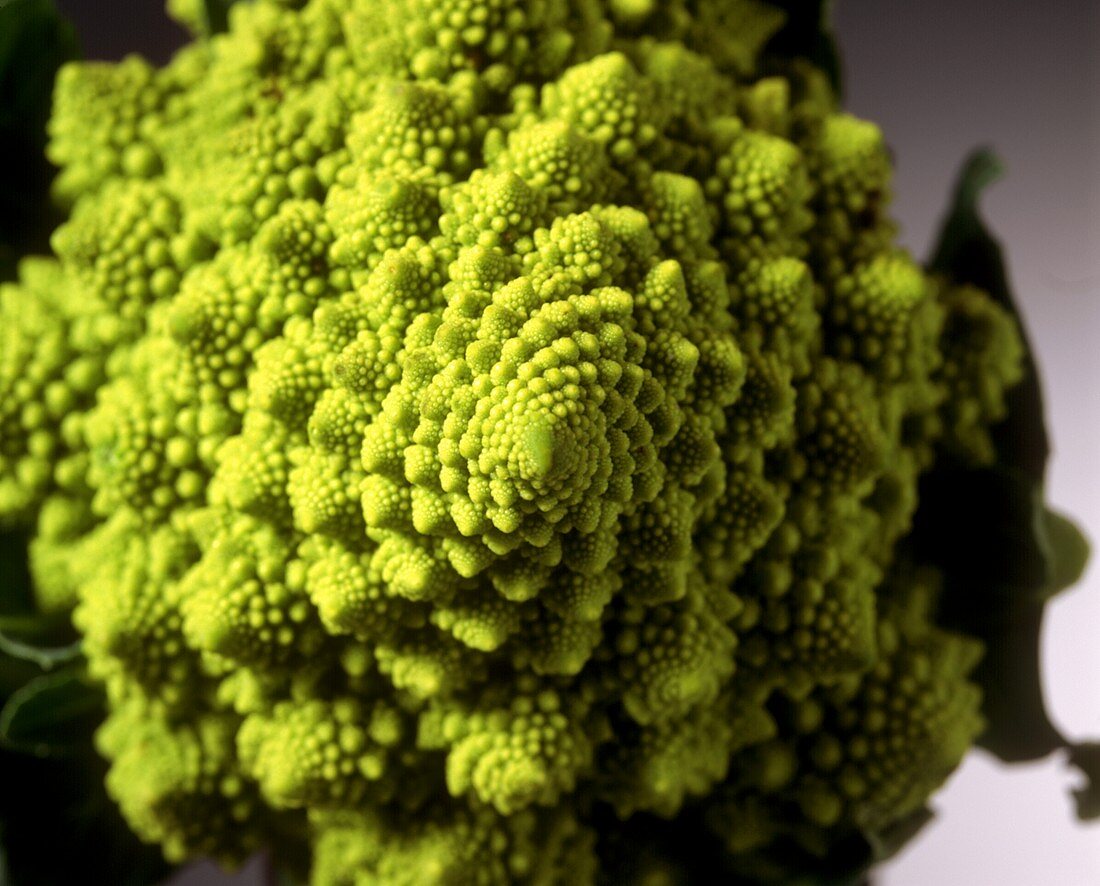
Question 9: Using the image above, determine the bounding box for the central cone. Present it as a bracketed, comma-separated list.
[512, 411, 583, 495]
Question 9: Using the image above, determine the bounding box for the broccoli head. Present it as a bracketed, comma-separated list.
[0, 0, 1052, 882]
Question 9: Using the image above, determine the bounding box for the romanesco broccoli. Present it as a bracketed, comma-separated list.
[0, 1, 1050, 882]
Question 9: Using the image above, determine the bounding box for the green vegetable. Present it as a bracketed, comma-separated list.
[0, 1, 1090, 883]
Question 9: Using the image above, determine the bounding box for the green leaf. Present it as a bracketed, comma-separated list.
[202, 0, 244, 35]
[276, 867, 301, 886]
[0, 530, 80, 681]
[1041, 508, 1090, 597]
[928, 150, 1005, 280]
[0, 0, 78, 280]
[863, 806, 934, 867]
[0, 667, 101, 756]
[1068, 743, 1100, 821]
[0, 530, 168, 883]
[0, 531, 35, 617]
[0, 0, 77, 129]
[0, 621, 81, 671]
[913, 467, 1090, 607]
[796, 806, 935, 886]
[0, 529, 81, 699]
[0, 744, 173, 886]
[0, 634, 81, 674]
[919, 148, 1094, 800]
[914, 467, 1047, 596]
[764, 0, 844, 100]
[929, 148, 1048, 481]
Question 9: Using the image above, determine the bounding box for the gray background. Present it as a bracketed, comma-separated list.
[52, 1, 1100, 883]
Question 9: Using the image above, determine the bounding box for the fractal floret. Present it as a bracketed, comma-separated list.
[0, 0, 1041, 882]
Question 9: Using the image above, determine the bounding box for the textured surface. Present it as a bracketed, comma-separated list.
[6, 0, 1091, 880]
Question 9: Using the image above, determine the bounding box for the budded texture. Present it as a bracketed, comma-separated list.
[0, 0, 1029, 882]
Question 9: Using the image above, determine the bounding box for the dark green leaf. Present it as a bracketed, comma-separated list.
[0, 611, 70, 642]
[0, 632, 81, 672]
[914, 466, 1048, 596]
[0, 0, 77, 130]
[0, 529, 171, 885]
[202, 0, 243, 35]
[915, 475, 1086, 761]
[0, 530, 80, 677]
[1041, 508, 1090, 597]
[0, 531, 35, 617]
[919, 148, 1093, 790]
[793, 806, 934, 886]
[0, 667, 101, 756]
[0, 744, 173, 886]
[0, 0, 78, 280]
[1068, 743, 1100, 821]
[928, 148, 1048, 482]
[913, 467, 1088, 608]
[0, 657, 40, 701]
[275, 865, 301, 886]
[0, 609, 81, 670]
[764, 0, 844, 100]
[966, 595, 1062, 761]
[863, 806, 934, 867]
[928, 150, 1005, 281]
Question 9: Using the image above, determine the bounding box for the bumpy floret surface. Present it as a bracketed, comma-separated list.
[1, 0, 1024, 881]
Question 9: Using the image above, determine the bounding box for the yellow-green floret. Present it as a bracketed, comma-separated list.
[1, 0, 1027, 882]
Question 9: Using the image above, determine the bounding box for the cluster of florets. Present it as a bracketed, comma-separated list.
[0, 0, 1024, 882]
